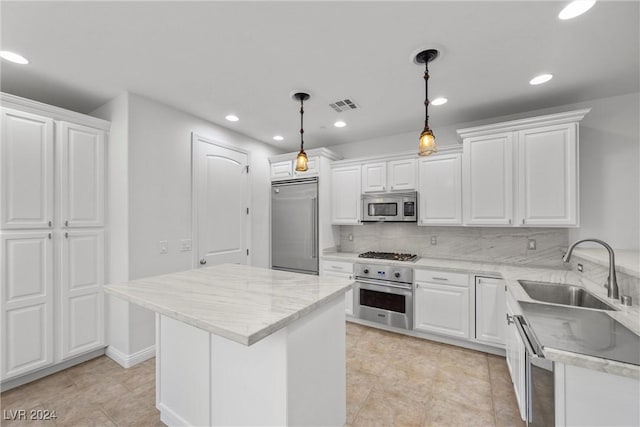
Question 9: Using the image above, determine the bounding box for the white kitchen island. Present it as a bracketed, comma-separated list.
[105, 263, 353, 427]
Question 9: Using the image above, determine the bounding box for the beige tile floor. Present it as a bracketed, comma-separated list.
[1, 322, 524, 427]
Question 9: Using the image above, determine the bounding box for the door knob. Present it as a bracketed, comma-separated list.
[200, 258, 207, 265]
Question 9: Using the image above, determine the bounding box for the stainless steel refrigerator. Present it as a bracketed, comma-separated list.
[271, 178, 319, 275]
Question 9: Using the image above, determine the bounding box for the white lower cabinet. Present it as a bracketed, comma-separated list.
[475, 276, 506, 346]
[60, 229, 105, 360]
[505, 291, 526, 420]
[0, 232, 54, 379]
[321, 261, 354, 316]
[414, 269, 469, 339]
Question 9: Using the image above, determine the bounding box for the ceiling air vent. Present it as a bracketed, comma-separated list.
[329, 98, 359, 112]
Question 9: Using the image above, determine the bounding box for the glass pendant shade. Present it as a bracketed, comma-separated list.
[419, 127, 437, 156]
[295, 149, 308, 171]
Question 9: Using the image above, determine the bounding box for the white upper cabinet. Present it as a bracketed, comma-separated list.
[462, 133, 514, 226]
[388, 159, 417, 192]
[362, 159, 417, 193]
[361, 162, 387, 193]
[418, 154, 462, 225]
[517, 124, 578, 226]
[59, 122, 105, 228]
[270, 160, 293, 181]
[458, 109, 588, 228]
[331, 165, 362, 225]
[1, 109, 54, 230]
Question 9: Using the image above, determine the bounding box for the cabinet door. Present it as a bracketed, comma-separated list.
[322, 270, 354, 315]
[60, 229, 105, 359]
[418, 154, 462, 225]
[414, 282, 469, 338]
[388, 159, 416, 191]
[1, 109, 54, 230]
[270, 160, 293, 181]
[293, 156, 319, 178]
[331, 165, 362, 225]
[517, 124, 578, 226]
[361, 162, 387, 193]
[475, 277, 506, 346]
[59, 122, 105, 228]
[463, 133, 513, 225]
[1, 232, 54, 380]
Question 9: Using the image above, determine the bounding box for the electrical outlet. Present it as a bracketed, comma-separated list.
[180, 239, 192, 252]
[159, 240, 168, 254]
[431, 236, 437, 245]
[527, 239, 537, 250]
[348, 234, 353, 242]
[577, 263, 583, 272]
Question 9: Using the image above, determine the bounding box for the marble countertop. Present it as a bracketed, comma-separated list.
[322, 252, 640, 378]
[105, 263, 353, 346]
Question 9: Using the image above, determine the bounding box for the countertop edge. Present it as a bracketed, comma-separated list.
[105, 283, 352, 347]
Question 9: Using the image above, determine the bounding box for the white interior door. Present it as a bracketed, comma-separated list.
[193, 134, 249, 267]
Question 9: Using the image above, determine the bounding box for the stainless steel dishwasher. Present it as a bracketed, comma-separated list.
[514, 315, 555, 427]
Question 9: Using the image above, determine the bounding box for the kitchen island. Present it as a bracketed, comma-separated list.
[105, 263, 353, 427]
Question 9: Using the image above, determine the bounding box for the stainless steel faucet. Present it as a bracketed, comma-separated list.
[562, 239, 619, 299]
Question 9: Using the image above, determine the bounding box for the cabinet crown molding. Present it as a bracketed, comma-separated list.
[331, 145, 462, 168]
[269, 147, 343, 163]
[1, 92, 111, 131]
[456, 109, 591, 140]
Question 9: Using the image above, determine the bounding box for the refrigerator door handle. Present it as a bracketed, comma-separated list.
[311, 197, 317, 259]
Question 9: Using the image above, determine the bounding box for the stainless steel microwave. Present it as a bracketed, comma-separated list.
[361, 192, 417, 222]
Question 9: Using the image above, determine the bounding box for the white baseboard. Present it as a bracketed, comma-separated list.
[158, 402, 192, 427]
[106, 344, 155, 368]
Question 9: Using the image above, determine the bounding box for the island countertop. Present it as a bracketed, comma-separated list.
[104, 263, 354, 346]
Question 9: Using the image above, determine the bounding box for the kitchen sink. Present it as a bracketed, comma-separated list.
[517, 280, 616, 311]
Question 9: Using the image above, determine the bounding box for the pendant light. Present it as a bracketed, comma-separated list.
[293, 92, 310, 171]
[415, 49, 439, 156]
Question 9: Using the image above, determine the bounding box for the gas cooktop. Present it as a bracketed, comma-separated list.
[358, 251, 418, 262]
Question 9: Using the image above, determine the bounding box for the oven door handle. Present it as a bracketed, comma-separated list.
[356, 279, 412, 293]
[514, 315, 544, 358]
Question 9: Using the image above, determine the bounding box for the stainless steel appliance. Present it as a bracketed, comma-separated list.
[355, 263, 413, 330]
[361, 192, 417, 222]
[271, 178, 318, 275]
[514, 315, 554, 427]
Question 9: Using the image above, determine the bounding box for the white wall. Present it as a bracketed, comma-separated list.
[331, 92, 640, 250]
[93, 92, 284, 357]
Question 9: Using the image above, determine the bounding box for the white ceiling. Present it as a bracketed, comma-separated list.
[1, 1, 638, 152]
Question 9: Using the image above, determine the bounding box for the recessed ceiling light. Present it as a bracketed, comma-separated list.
[559, 0, 596, 20]
[225, 114, 239, 122]
[529, 74, 553, 85]
[432, 97, 448, 106]
[273, 135, 284, 141]
[334, 121, 347, 128]
[0, 51, 29, 65]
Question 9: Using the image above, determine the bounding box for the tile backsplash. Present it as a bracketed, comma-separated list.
[339, 223, 569, 268]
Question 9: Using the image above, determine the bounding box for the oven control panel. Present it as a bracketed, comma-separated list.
[355, 263, 413, 285]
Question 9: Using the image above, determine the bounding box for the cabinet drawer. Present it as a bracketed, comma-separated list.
[322, 260, 354, 274]
[414, 269, 468, 287]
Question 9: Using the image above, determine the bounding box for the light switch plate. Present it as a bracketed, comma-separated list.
[528, 239, 537, 250]
[180, 239, 192, 252]
[159, 240, 168, 254]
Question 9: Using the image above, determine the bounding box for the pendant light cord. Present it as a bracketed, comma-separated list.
[424, 62, 430, 129]
[299, 98, 305, 150]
